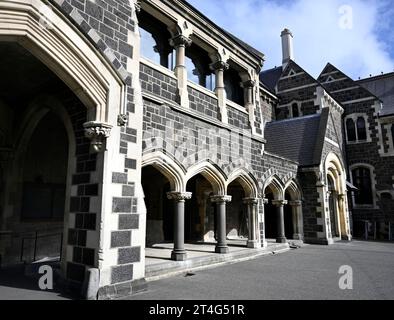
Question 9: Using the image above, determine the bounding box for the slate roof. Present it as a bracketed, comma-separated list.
[264, 112, 328, 167]
[259, 66, 283, 92]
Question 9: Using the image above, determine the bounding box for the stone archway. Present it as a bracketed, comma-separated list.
[263, 176, 286, 243]
[284, 180, 303, 241]
[324, 153, 352, 242]
[0, 1, 132, 293]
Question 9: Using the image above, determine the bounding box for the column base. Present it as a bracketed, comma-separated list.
[171, 250, 187, 261]
[215, 246, 229, 254]
[276, 237, 287, 244]
[247, 240, 260, 249]
[293, 234, 304, 241]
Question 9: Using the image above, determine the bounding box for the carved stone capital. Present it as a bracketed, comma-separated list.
[272, 200, 288, 207]
[243, 197, 259, 205]
[289, 200, 302, 207]
[170, 35, 192, 48]
[263, 198, 269, 204]
[167, 192, 192, 202]
[117, 114, 128, 127]
[134, 0, 141, 13]
[338, 193, 347, 201]
[210, 195, 232, 203]
[243, 80, 256, 88]
[209, 60, 229, 72]
[83, 121, 113, 153]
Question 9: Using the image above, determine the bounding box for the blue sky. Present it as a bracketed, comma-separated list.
[187, 0, 394, 79]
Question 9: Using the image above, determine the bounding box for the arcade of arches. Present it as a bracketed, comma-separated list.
[141, 161, 306, 261]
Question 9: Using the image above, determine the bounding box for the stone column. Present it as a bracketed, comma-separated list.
[210, 60, 229, 123]
[210, 195, 232, 253]
[272, 200, 288, 243]
[243, 80, 257, 134]
[260, 198, 269, 248]
[167, 192, 192, 261]
[289, 200, 303, 240]
[170, 35, 192, 109]
[243, 198, 260, 248]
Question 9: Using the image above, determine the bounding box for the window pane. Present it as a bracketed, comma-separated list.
[140, 28, 161, 65]
[292, 103, 299, 118]
[346, 119, 356, 142]
[357, 117, 367, 140]
[352, 167, 373, 205]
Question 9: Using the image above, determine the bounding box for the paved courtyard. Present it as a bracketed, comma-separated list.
[1, 240, 393, 300]
[127, 240, 394, 300]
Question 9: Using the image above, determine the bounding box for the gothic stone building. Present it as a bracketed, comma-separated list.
[0, 0, 391, 299]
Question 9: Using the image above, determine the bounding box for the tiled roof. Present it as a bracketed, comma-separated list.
[260, 66, 282, 92]
[264, 113, 325, 167]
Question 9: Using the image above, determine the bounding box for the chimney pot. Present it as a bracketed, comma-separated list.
[281, 28, 294, 68]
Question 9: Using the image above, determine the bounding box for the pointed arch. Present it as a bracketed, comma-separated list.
[185, 161, 226, 195]
[263, 175, 285, 200]
[227, 168, 259, 198]
[284, 179, 302, 201]
[0, 0, 125, 124]
[142, 151, 186, 192]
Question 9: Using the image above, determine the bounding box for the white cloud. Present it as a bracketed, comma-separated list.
[187, 0, 394, 79]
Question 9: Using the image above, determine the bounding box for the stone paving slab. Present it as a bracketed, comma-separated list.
[145, 240, 291, 281]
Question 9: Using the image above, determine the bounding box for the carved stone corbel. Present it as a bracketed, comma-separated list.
[83, 121, 113, 153]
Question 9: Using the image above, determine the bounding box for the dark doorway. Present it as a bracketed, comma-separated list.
[328, 175, 339, 238]
[284, 192, 294, 239]
[142, 166, 174, 246]
[264, 192, 277, 239]
[227, 180, 247, 238]
[186, 174, 214, 242]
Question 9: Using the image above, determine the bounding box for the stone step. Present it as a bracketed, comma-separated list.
[145, 243, 290, 281]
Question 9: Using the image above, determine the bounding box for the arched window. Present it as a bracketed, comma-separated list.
[357, 117, 367, 141]
[292, 103, 299, 118]
[185, 43, 215, 91]
[224, 66, 244, 106]
[346, 118, 356, 142]
[352, 167, 373, 205]
[138, 10, 173, 69]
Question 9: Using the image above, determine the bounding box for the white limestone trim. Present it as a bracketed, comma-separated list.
[349, 163, 378, 209]
[226, 168, 259, 198]
[323, 152, 352, 241]
[341, 97, 376, 105]
[325, 137, 340, 148]
[226, 99, 248, 115]
[379, 122, 394, 157]
[259, 86, 279, 101]
[278, 99, 308, 118]
[142, 151, 186, 192]
[276, 83, 317, 94]
[321, 77, 348, 83]
[144, 0, 260, 71]
[320, 70, 340, 77]
[140, 57, 177, 79]
[187, 80, 217, 100]
[0, 0, 125, 124]
[280, 70, 305, 80]
[141, 91, 265, 144]
[315, 86, 343, 114]
[185, 161, 227, 195]
[330, 86, 359, 94]
[344, 113, 372, 144]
